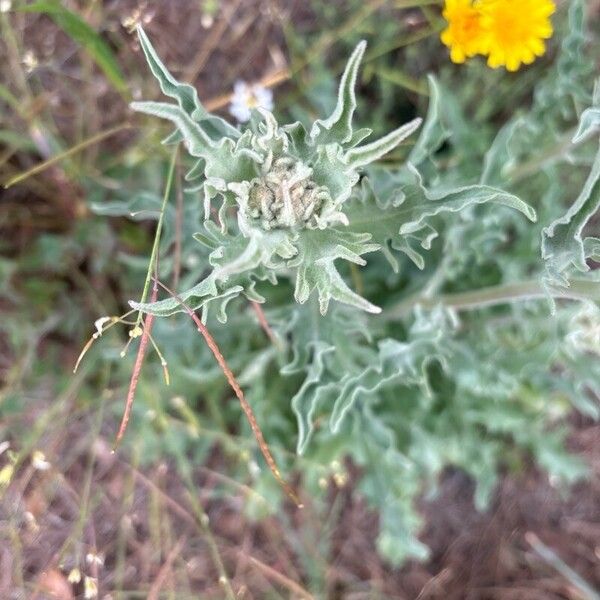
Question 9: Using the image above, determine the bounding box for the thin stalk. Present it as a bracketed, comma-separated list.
[113, 279, 157, 449]
[154, 279, 303, 509]
[172, 163, 183, 289]
[57, 395, 107, 567]
[114, 147, 178, 448]
[384, 278, 600, 320]
[134, 146, 178, 329]
[242, 553, 315, 600]
[526, 533, 600, 600]
[114, 443, 139, 600]
[119, 455, 236, 600]
[3, 123, 132, 188]
[147, 535, 187, 600]
[250, 301, 283, 351]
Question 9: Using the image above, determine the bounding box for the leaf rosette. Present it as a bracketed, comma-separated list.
[130, 28, 423, 317]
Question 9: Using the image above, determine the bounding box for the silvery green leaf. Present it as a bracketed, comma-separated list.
[344, 117, 422, 169]
[408, 76, 449, 167]
[534, 0, 593, 120]
[481, 118, 522, 185]
[329, 336, 447, 434]
[136, 25, 239, 139]
[542, 145, 600, 282]
[292, 228, 380, 314]
[348, 166, 535, 270]
[130, 275, 240, 317]
[310, 41, 366, 145]
[573, 81, 600, 144]
[291, 342, 336, 454]
[270, 301, 373, 453]
[131, 101, 217, 158]
[348, 127, 373, 147]
[397, 181, 536, 236]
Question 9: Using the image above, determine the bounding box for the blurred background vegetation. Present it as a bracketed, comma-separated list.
[1, 0, 599, 598]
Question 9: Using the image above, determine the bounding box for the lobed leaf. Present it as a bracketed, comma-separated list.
[344, 118, 422, 169]
[310, 41, 366, 146]
[542, 144, 600, 283]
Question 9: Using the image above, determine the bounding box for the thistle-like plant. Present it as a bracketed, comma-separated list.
[130, 27, 533, 320]
[119, 7, 600, 565]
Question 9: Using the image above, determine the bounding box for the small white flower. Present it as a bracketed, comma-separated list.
[229, 81, 274, 123]
[84, 576, 98, 599]
[201, 13, 214, 28]
[248, 460, 261, 478]
[86, 552, 104, 567]
[22, 50, 38, 73]
[67, 568, 82, 584]
[31, 450, 51, 471]
[24, 511, 39, 532]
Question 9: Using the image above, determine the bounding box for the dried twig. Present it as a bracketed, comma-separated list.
[153, 278, 303, 508]
[147, 535, 187, 600]
[113, 279, 158, 450]
[250, 301, 279, 347]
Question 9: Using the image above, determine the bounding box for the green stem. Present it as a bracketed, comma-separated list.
[507, 129, 578, 183]
[384, 278, 600, 320]
[134, 147, 178, 328]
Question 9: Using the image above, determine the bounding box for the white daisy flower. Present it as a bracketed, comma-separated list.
[229, 80, 274, 123]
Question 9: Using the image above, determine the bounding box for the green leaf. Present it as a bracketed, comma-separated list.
[271, 301, 373, 454]
[292, 228, 380, 315]
[131, 225, 293, 319]
[136, 26, 239, 139]
[408, 76, 449, 166]
[573, 81, 600, 144]
[542, 144, 600, 283]
[130, 101, 217, 157]
[21, 0, 128, 96]
[310, 41, 366, 146]
[344, 118, 422, 169]
[349, 166, 536, 270]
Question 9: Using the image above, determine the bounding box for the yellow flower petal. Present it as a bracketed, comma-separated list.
[478, 0, 555, 71]
[440, 0, 487, 65]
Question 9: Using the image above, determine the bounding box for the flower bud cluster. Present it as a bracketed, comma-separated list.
[242, 157, 332, 230]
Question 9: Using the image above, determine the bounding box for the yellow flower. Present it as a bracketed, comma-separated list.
[479, 0, 555, 71]
[441, 0, 486, 64]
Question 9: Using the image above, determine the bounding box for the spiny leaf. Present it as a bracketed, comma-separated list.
[310, 41, 366, 146]
[542, 144, 600, 283]
[345, 118, 422, 169]
[130, 101, 216, 157]
[408, 76, 449, 166]
[136, 26, 239, 139]
[348, 166, 535, 271]
[292, 228, 380, 315]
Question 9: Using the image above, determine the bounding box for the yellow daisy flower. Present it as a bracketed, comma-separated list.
[441, 0, 486, 64]
[478, 0, 556, 72]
